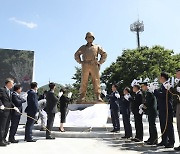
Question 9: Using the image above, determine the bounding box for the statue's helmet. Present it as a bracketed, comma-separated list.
[85, 32, 95, 40]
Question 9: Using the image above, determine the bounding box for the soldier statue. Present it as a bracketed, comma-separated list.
[74, 32, 107, 103]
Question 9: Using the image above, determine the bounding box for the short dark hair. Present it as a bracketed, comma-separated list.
[30, 82, 38, 89]
[49, 82, 56, 90]
[161, 72, 169, 81]
[124, 87, 130, 93]
[5, 78, 14, 85]
[133, 84, 141, 90]
[13, 84, 22, 91]
[139, 82, 148, 86]
[176, 69, 180, 72]
[112, 84, 118, 89]
[60, 88, 66, 93]
[43, 90, 48, 94]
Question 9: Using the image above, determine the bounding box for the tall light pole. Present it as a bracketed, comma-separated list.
[130, 20, 144, 49]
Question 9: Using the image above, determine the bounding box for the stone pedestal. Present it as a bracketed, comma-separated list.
[68, 104, 94, 111]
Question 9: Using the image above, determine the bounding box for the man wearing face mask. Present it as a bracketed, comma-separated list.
[74, 32, 107, 102]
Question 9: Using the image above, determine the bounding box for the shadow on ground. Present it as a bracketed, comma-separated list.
[98, 137, 179, 154]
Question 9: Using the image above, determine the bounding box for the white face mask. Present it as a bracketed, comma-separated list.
[32, 88, 38, 93]
[58, 92, 63, 98]
[177, 87, 180, 93]
[124, 94, 130, 101]
[175, 78, 180, 83]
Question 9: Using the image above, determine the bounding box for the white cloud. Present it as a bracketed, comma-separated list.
[9, 17, 38, 29]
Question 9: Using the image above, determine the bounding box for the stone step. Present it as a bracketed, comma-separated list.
[34, 125, 113, 132]
[17, 124, 150, 138]
[17, 129, 120, 138]
[17, 128, 150, 138]
[33, 125, 149, 132]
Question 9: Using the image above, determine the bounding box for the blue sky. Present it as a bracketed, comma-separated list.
[0, 0, 180, 87]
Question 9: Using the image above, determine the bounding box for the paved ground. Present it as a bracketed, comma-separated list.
[0, 136, 138, 154]
[1, 114, 180, 154]
[0, 134, 180, 154]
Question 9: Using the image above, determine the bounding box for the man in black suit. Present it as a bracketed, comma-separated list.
[45, 82, 58, 139]
[107, 84, 121, 133]
[140, 82, 158, 145]
[0, 78, 16, 146]
[171, 69, 180, 151]
[154, 72, 175, 148]
[9, 84, 26, 143]
[131, 84, 143, 142]
[120, 87, 133, 139]
[24, 82, 39, 142]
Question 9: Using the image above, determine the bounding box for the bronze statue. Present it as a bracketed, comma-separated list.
[74, 32, 107, 103]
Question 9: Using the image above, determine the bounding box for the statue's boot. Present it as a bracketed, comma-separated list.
[77, 93, 86, 103]
[96, 94, 103, 102]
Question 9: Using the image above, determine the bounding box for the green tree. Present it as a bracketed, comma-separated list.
[101, 46, 180, 93]
[38, 83, 64, 96]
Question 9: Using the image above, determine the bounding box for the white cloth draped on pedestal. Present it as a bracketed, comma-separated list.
[66, 104, 110, 127]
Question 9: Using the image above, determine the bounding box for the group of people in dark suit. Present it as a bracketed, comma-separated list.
[0, 78, 26, 146]
[106, 70, 180, 151]
[45, 82, 70, 138]
[106, 83, 145, 141]
[0, 80, 70, 146]
[0, 70, 179, 151]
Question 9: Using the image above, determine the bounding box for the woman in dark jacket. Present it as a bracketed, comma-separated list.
[59, 89, 70, 132]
